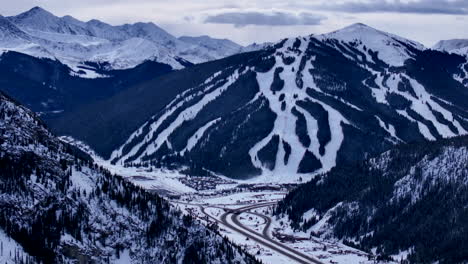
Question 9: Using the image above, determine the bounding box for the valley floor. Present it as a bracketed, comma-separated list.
[88, 158, 385, 264]
[62, 136, 393, 264]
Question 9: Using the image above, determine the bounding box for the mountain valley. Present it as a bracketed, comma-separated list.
[1, 6, 468, 264]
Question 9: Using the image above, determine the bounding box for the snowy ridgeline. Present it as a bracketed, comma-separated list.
[276, 135, 468, 263]
[0, 91, 260, 263]
[0, 7, 260, 77]
[433, 39, 468, 55]
[103, 23, 468, 182]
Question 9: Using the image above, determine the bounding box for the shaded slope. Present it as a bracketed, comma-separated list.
[276, 135, 468, 263]
[0, 90, 261, 263]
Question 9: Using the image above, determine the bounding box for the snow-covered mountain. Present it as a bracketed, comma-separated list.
[178, 35, 243, 63]
[433, 39, 468, 55]
[0, 7, 246, 75]
[0, 15, 30, 43]
[317, 23, 425, 66]
[0, 90, 260, 263]
[8, 7, 93, 36]
[275, 135, 468, 263]
[49, 23, 468, 181]
[434, 39, 468, 86]
[0, 14, 52, 58]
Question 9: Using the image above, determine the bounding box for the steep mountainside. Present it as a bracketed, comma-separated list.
[0, 91, 260, 263]
[0, 15, 31, 44]
[50, 23, 468, 180]
[275, 135, 468, 263]
[0, 7, 245, 74]
[0, 51, 172, 117]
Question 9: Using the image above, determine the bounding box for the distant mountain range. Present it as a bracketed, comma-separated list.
[0, 7, 262, 77]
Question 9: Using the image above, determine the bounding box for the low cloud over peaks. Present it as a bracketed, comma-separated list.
[320, 0, 468, 15]
[204, 11, 326, 27]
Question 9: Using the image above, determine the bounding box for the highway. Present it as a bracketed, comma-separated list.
[171, 200, 324, 263]
[244, 209, 272, 238]
[195, 201, 324, 264]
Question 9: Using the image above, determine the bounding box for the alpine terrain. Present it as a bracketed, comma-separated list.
[0, 7, 249, 76]
[2, 4, 468, 264]
[0, 91, 260, 263]
[48, 23, 468, 181]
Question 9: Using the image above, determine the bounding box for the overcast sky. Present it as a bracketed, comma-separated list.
[1, 0, 467, 47]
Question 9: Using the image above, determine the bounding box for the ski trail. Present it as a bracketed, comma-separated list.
[180, 118, 220, 155]
[249, 37, 349, 181]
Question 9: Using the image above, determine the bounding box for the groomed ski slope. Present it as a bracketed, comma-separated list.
[109, 23, 468, 182]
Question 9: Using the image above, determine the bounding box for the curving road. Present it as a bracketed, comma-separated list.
[223, 203, 324, 264]
[173, 200, 324, 264]
[245, 209, 272, 238]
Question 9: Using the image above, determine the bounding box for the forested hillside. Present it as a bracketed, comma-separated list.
[0, 51, 172, 117]
[0, 91, 260, 264]
[276, 135, 468, 263]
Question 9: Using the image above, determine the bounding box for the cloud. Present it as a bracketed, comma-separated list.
[319, 0, 468, 15]
[204, 11, 326, 27]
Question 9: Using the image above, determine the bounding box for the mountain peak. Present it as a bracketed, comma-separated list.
[20, 6, 54, 18]
[62, 15, 85, 26]
[131, 21, 163, 30]
[326, 22, 424, 49]
[87, 18, 106, 25]
[317, 22, 425, 66]
[330, 22, 381, 36]
[7, 6, 94, 36]
[321, 22, 397, 44]
[348, 22, 371, 28]
[30, 6, 46, 12]
[8, 6, 58, 26]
